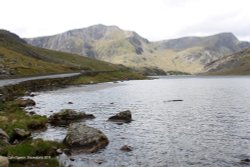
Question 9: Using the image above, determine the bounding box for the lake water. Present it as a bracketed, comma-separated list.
[28, 76, 250, 167]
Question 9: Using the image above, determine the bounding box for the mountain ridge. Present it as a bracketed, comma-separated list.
[25, 24, 250, 74]
[204, 47, 250, 75]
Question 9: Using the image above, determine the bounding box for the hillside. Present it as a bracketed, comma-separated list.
[25, 25, 250, 74]
[0, 29, 122, 78]
[204, 48, 250, 75]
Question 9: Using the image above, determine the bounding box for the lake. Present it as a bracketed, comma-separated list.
[28, 76, 250, 167]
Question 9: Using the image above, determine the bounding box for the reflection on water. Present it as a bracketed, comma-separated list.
[29, 76, 250, 167]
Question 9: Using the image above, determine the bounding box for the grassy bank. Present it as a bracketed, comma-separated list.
[72, 70, 145, 84]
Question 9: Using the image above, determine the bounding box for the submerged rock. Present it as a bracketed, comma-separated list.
[240, 158, 250, 164]
[0, 156, 9, 167]
[13, 128, 31, 141]
[120, 145, 133, 152]
[49, 109, 95, 126]
[166, 99, 183, 102]
[15, 98, 36, 107]
[94, 159, 105, 164]
[108, 110, 132, 123]
[0, 128, 9, 145]
[64, 123, 109, 153]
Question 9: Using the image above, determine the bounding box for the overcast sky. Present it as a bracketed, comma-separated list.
[1, 0, 250, 41]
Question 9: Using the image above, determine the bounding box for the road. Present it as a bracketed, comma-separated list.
[0, 73, 80, 87]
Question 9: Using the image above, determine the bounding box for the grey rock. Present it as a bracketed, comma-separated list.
[0, 128, 9, 145]
[108, 110, 132, 123]
[13, 128, 31, 140]
[49, 109, 95, 126]
[0, 156, 9, 167]
[64, 123, 109, 153]
[56, 149, 63, 154]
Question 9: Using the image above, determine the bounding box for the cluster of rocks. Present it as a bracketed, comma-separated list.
[61, 110, 133, 153]
[20, 99, 133, 154]
[0, 127, 31, 145]
[0, 95, 134, 166]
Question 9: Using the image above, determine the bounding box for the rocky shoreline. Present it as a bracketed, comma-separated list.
[0, 71, 144, 166]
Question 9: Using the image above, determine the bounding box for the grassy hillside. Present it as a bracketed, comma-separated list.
[0, 30, 121, 77]
[204, 48, 250, 75]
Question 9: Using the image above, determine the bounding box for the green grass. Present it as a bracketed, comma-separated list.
[72, 70, 146, 84]
[165, 71, 191, 75]
[0, 138, 63, 167]
[0, 138, 65, 157]
[0, 101, 47, 137]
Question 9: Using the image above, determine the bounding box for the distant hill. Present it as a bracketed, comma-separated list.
[204, 47, 250, 75]
[0, 29, 122, 78]
[25, 24, 250, 74]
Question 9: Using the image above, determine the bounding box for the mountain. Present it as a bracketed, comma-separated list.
[204, 47, 250, 75]
[25, 25, 250, 74]
[0, 29, 122, 78]
[25, 24, 151, 59]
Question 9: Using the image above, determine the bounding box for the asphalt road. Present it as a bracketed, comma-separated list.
[0, 73, 80, 87]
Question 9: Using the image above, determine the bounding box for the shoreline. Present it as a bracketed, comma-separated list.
[0, 70, 146, 166]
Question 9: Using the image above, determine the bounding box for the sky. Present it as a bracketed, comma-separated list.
[1, 0, 250, 41]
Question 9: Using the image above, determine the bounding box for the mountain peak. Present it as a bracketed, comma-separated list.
[159, 32, 242, 50]
[211, 32, 238, 42]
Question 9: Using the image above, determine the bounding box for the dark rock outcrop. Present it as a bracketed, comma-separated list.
[64, 123, 109, 153]
[15, 98, 36, 107]
[240, 158, 250, 164]
[108, 110, 132, 123]
[27, 121, 47, 130]
[49, 109, 95, 126]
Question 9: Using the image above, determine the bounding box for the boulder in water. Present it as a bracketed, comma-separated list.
[49, 109, 95, 126]
[108, 110, 132, 123]
[64, 123, 109, 153]
[120, 145, 133, 152]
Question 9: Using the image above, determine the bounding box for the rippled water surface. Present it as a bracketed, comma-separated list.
[28, 76, 250, 167]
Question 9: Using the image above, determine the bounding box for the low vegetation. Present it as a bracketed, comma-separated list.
[165, 71, 191, 75]
[0, 138, 65, 157]
[72, 70, 145, 84]
[0, 101, 47, 137]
